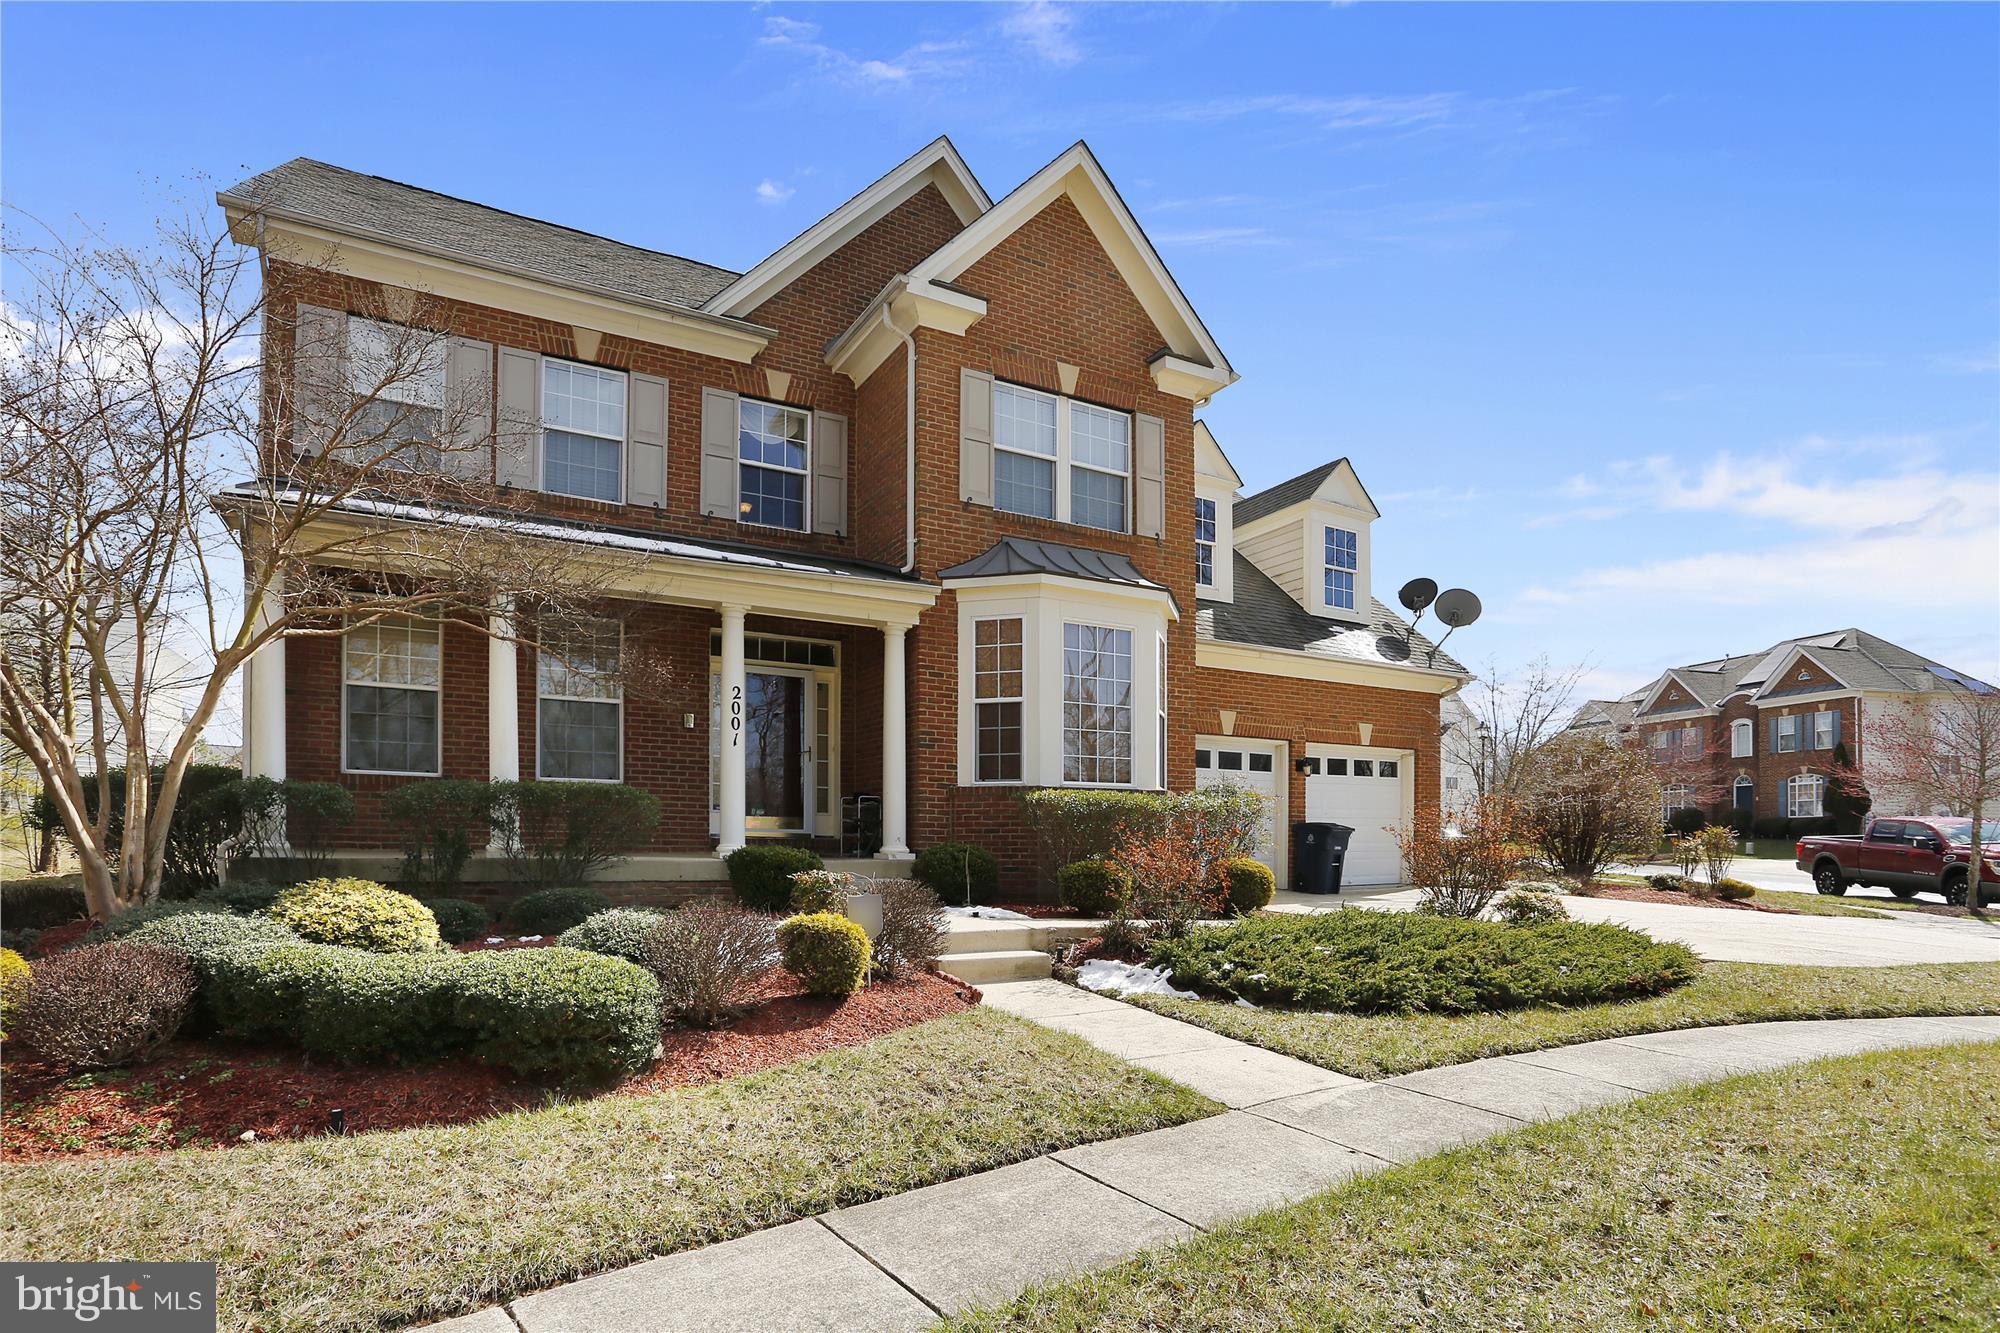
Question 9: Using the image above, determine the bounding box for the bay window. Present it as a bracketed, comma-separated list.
[973, 617, 1024, 783]
[1194, 497, 1217, 587]
[1156, 635, 1169, 789]
[343, 616, 440, 775]
[991, 381, 1131, 533]
[542, 359, 626, 502]
[738, 398, 810, 530]
[1324, 526, 1358, 611]
[1063, 623, 1134, 784]
[537, 619, 622, 781]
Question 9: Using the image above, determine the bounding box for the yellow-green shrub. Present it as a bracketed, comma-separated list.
[1058, 857, 1132, 916]
[0, 946, 30, 1038]
[1221, 858, 1277, 915]
[776, 912, 870, 996]
[268, 878, 441, 953]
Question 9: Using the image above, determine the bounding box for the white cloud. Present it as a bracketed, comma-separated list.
[1000, 1, 1082, 67]
[754, 179, 795, 206]
[756, 15, 968, 88]
[1151, 226, 1286, 249]
[1933, 344, 2000, 374]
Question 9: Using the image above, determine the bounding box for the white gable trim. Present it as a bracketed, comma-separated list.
[703, 137, 990, 318]
[1748, 644, 1853, 701]
[1194, 421, 1242, 488]
[908, 142, 1236, 390]
[1634, 669, 1719, 717]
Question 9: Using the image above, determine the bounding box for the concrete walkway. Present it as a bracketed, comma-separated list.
[421, 985, 2000, 1332]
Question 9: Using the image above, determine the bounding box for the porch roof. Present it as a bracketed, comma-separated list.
[939, 536, 1167, 596]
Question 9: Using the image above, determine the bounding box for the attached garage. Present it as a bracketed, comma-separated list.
[1302, 745, 1413, 886]
[1194, 737, 1285, 878]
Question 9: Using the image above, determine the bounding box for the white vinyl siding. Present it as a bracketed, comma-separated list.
[343, 616, 441, 775]
[542, 359, 626, 502]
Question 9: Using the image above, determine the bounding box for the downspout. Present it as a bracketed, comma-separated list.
[880, 294, 919, 573]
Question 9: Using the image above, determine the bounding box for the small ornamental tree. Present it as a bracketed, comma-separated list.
[1837, 688, 2000, 913]
[1513, 731, 1664, 883]
[1391, 796, 1528, 919]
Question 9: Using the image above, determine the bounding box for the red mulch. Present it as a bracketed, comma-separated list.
[1583, 883, 1785, 913]
[1, 969, 977, 1163]
[1059, 933, 1150, 967]
[452, 934, 558, 951]
[25, 920, 93, 956]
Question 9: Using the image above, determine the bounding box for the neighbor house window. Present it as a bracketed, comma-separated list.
[1324, 526, 1358, 611]
[347, 315, 445, 457]
[1194, 497, 1217, 587]
[1649, 730, 1674, 763]
[991, 382, 1131, 533]
[738, 398, 809, 530]
[537, 619, 622, 781]
[1786, 774, 1825, 818]
[1679, 725, 1702, 760]
[542, 359, 626, 502]
[1661, 785, 1695, 820]
[1062, 623, 1133, 785]
[973, 617, 1024, 783]
[343, 616, 440, 775]
[1731, 719, 1752, 758]
[1776, 715, 1800, 753]
[1812, 711, 1835, 750]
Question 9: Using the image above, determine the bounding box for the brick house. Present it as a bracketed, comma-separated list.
[218, 137, 1470, 897]
[1567, 630, 1992, 831]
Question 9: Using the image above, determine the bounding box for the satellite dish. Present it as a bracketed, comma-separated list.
[1397, 578, 1438, 613]
[1434, 588, 1482, 628]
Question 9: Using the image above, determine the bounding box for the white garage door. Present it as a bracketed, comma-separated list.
[1303, 748, 1411, 886]
[1194, 738, 1284, 877]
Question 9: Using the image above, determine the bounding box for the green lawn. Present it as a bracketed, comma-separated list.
[1746, 887, 1890, 918]
[948, 1040, 2000, 1332]
[0, 1008, 1216, 1332]
[1125, 960, 2000, 1079]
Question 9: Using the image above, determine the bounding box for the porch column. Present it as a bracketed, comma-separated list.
[246, 575, 286, 783]
[716, 604, 748, 857]
[878, 621, 910, 858]
[487, 601, 520, 850]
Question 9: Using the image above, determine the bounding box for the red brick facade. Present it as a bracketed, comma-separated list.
[1629, 692, 1863, 824]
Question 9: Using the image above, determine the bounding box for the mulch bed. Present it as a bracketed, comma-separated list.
[1, 969, 978, 1163]
[1582, 883, 1785, 913]
[23, 920, 93, 956]
[983, 901, 1090, 919]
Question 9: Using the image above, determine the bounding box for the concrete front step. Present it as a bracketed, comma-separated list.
[943, 949, 1052, 984]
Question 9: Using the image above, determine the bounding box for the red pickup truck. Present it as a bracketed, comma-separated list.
[1797, 817, 2000, 905]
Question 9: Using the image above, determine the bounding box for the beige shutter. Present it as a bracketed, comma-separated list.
[291, 303, 347, 458]
[442, 336, 494, 480]
[959, 368, 993, 506]
[811, 410, 848, 536]
[699, 387, 740, 517]
[1134, 412, 1165, 539]
[627, 372, 668, 508]
[495, 347, 539, 489]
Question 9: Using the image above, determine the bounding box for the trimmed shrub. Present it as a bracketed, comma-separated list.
[1646, 873, 1690, 893]
[777, 912, 870, 997]
[195, 880, 289, 915]
[451, 947, 660, 1082]
[385, 780, 501, 893]
[33, 764, 248, 898]
[232, 778, 355, 874]
[1151, 908, 1700, 1014]
[559, 907, 666, 964]
[1, 946, 29, 1038]
[86, 899, 209, 941]
[2, 879, 88, 929]
[644, 901, 778, 1027]
[912, 842, 999, 905]
[125, 910, 301, 981]
[1022, 788, 1174, 876]
[1059, 858, 1133, 916]
[505, 886, 613, 936]
[1713, 877, 1758, 902]
[425, 898, 491, 945]
[1492, 889, 1570, 925]
[495, 781, 661, 887]
[18, 942, 196, 1068]
[1222, 858, 1277, 915]
[1665, 806, 1706, 836]
[788, 868, 854, 915]
[725, 845, 824, 912]
[269, 878, 442, 953]
[872, 879, 947, 980]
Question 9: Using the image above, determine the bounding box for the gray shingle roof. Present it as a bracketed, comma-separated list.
[1232, 461, 1343, 527]
[219, 158, 742, 313]
[1196, 553, 1467, 675]
[939, 537, 1166, 595]
[1623, 629, 1992, 717]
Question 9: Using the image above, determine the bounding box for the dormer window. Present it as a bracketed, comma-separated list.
[1194, 497, 1217, 587]
[1324, 527, 1358, 611]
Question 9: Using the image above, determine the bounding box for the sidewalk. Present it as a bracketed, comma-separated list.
[422, 983, 2000, 1332]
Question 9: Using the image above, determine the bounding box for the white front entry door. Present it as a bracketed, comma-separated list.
[1303, 746, 1413, 886]
[1194, 737, 1285, 877]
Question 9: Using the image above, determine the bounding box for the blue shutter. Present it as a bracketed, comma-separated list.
[1769, 716, 1780, 753]
[1829, 711, 1842, 750]
[1777, 777, 1788, 818]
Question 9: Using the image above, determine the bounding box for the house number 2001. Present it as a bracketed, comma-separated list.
[730, 685, 742, 746]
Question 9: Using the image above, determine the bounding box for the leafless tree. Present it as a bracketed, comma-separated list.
[1, 202, 625, 919]
[1449, 655, 1591, 797]
[1511, 731, 1663, 883]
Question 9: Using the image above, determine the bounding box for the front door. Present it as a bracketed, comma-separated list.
[744, 669, 811, 833]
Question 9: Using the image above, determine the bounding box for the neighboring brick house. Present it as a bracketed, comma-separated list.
[1567, 630, 1993, 831]
[218, 137, 1470, 897]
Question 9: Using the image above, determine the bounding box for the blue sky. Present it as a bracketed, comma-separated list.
[6, 1, 1997, 720]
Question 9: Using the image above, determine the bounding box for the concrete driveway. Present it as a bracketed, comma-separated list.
[1270, 885, 2000, 967]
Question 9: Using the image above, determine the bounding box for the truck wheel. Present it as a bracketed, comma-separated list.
[1813, 863, 1848, 896]
[1942, 869, 1968, 908]
[1890, 884, 1919, 899]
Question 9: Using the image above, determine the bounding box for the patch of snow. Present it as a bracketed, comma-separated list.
[1234, 996, 1260, 1009]
[519, 935, 544, 942]
[1076, 959, 1199, 1000]
[483, 937, 505, 945]
[946, 906, 1032, 920]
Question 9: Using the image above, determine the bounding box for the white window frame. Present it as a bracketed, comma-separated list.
[1156, 633, 1169, 790]
[1812, 710, 1835, 751]
[1731, 718, 1753, 758]
[1194, 496, 1218, 588]
[990, 380, 1131, 534]
[1661, 784, 1696, 820]
[341, 614, 442, 777]
[737, 396, 812, 532]
[1063, 621, 1137, 787]
[1786, 774, 1826, 819]
[535, 619, 624, 783]
[1324, 526, 1358, 612]
[346, 315, 447, 458]
[541, 357, 627, 504]
[972, 616, 1025, 785]
[1776, 714, 1800, 753]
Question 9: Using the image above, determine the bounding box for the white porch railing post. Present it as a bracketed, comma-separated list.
[487, 600, 520, 850]
[878, 621, 911, 858]
[717, 604, 749, 857]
